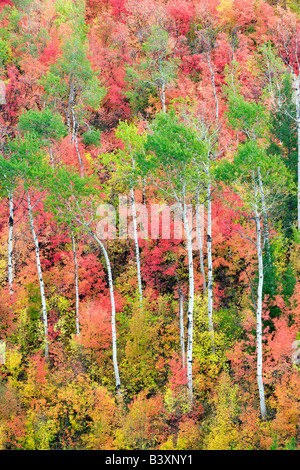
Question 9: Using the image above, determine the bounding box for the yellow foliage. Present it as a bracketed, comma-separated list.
[159, 436, 176, 450]
[22, 409, 56, 450]
[0, 422, 7, 450]
[5, 346, 23, 389]
[204, 372, 240, 450]
[217, 0, 236, 28]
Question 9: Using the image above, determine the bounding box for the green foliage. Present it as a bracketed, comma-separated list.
[44, 166, 97, 230]
[0, 134, 50, 196]
[125, 25, 180, 114]
[268, 73, 298, 237]
[82, 128, 102, 147]
[54, 0, 87, 41]
[1, 0, 300, 452]
[140, 111, 206, 198]
[18, 108, 67, 144]
[42, 35, 106, 129]
[0, 38, 13, 71]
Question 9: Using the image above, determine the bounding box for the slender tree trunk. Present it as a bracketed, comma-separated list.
[8, 189, 14, 297]
[48, 144, 54, 169]
[88, 231, 121, 394]
[74, 130, 84, 177]
[206, 50, 217, 350]
[178, 288, 185, 369]
[71, 229, 80, 336]
[253, 178, 267, 420]
[196, 188, 206, 294]
[158, 82, 167, 113]
[69, 81, 84, 176]
[130, 186, 143, 312]
[257, 167, 270, 249]
[27, 192, 49, 358]
[183, 196, 194, 403]
[68, 78, 74, 143]
[207, 180, 215, 353]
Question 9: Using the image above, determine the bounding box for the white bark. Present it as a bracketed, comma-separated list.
[196, 188, 206, 294]
[183, 195, 194, 403]
[206, 49, 217, 351]
[74, 126, 84, 177]
[130, 187, 143, 312]
[48, 144, 54, 169]
[257, 167, 270, 249]
[89, 231, 121, 394]
[254, 178, 267, 420]
[8, 189, 14, 296]
[71, 230, 80, 336]
[207, 181, 215, 354]
[161, 81, 166, 113]
[178, 288, 185, 369]
[27, 192, 49, 358]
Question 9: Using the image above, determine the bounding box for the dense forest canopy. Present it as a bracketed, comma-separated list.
[0, 0, 300, 451]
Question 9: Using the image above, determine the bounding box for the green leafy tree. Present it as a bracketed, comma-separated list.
[18, 108, 66, 167]
[45, 166, 122, 394]
[0, 134, 51, 357]
[218, 89, 294, 420]
[125, 25, 180, 115]
[42, 35, 106, 175]
[138, 111, 206, 403]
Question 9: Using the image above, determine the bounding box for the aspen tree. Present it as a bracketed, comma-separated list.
[140, 111, 205, 403]
[0, 134, 51, 357]
[219, 91, 294, 419]
[45, 168, 122, 394]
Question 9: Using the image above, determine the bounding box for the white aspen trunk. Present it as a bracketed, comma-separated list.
[71, 230, 80, 336]
[89, 231, 121, 394]
[254, 178, 267, 420]
[68, 78, 74, 143]
[8, 189, 14, 296]
[74, 129, 84, 177]
[62, 102, 71, 137]
[206, 50, 217, 351]
[257, 167, 270, 249]
[130, 186, 143, 312]
[196, 188, 206, 294]
[69, 81, 83, 177]
[207, 181, 215, 354]
[178, 288, 185, 369]
[183, 196, 194, 403]
[27, 192, 49, 358]
[162, 82, 166, 113]
[48, 144, 54, 169]
[71, 106, 76, 143]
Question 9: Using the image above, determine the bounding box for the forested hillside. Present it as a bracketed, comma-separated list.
[1, 0, 300, 450]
